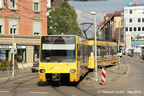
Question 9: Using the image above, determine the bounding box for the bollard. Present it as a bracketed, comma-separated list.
[101, 67, 106, 85]
[22, 60, 24, 75]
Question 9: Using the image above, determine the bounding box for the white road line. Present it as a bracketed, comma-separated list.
[29, 92, 48, 94]
[0, 91, 10, 93]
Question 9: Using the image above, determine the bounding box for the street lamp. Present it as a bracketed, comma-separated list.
[90, 12, 97, 82]
[12, 23, 17, 77]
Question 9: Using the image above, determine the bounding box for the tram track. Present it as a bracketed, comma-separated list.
[51, 86, 66, 96]
[12, 76, 38, 96]
[50, 83, 97, 96]
[0, 73, 38, 86]
[75, 86, 97, 96]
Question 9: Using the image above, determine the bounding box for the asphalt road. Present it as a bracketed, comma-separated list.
[0, 56, 144, 96]
[91, 56, 144, 96]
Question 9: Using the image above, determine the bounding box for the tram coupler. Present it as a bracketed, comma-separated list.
[52, 73, 61, 81]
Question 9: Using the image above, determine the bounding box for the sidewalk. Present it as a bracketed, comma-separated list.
[78, 63, 130, 89]
[0, 68, 32, 79]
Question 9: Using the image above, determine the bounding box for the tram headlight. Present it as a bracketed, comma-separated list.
[70, 69, 76, 73]
[40, 69, 45, 73]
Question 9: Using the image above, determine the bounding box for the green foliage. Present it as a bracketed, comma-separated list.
[0, 60, 7, 71]
[47, 1, 82, 36]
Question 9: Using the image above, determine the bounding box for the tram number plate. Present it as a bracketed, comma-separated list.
[55, 67, 60, 69]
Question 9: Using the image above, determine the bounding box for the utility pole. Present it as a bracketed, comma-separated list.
[124, 19, 127, 56]
[90, 12, 97, 82]
[118, 22, 121, 52]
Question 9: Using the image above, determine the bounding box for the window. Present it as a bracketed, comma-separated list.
[0, 0, 3, 8]
[34, 22, 40, 35]
[10, 20, 17, 34]
[97, 46, 102, 56]
[142, 27, 144, 31]
[138, 18, 141, 23]
[129, 18, 132, 23]
[130, 10, 132, 14]
[129, 27, 132, 31]
[125, 18, 128, 23]
[138, 27, 141, 31]
[133, 9, 137, 14]
[15, 49, 26, 62]
[34, 0, 40, 11]
[112, 46, 117, 54]
[124, 9, 128, 14]
[34, 3, 39, 11]
[137, 9, 142, 14]
[133, 18, 137, 23]
[33, 46, 39, 62]
[142, 18, 144, 22]
[0, 19, 3, 34]
[125, 27, 128, 31]
[134, 27, 137, 31]
[10, 0, 16, 9]
[142, 9, 144, 14]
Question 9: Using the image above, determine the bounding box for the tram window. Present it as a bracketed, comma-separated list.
[108, 46, 111, 55]
[110, 46, 112, 55]
[112, 46, 117, 54]
[83, 45, 88, 63]
[103, 46, 106, 55]
[97, 46, 102, 56]
[106, 46, 109, 55]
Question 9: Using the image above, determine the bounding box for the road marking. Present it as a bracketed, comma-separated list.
[0, 91, 10, 93]
[29, 92, 48, 94]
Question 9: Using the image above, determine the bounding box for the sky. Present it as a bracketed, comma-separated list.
[68, 0, 144, 38]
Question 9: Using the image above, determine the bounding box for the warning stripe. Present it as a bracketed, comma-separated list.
[101, 67, 106, 83]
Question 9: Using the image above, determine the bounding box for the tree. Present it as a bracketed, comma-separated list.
[47, 1, 82, 36]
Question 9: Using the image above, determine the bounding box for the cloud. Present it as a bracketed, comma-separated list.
[76, 10, 104, 23]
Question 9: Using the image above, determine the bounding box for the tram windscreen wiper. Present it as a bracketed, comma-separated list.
[58, 59, 63, 63]
[47, 59, 51, 62]
[58, 57, 65, 63]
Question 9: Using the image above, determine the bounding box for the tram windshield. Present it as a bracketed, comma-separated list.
[40, 36, 76, 62]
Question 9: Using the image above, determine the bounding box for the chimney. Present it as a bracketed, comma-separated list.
[134, 3, 136, 6]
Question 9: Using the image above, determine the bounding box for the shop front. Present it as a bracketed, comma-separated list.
[0, 35, 40, 68]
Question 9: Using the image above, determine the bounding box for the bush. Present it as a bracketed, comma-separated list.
[0, 60, 7, 71]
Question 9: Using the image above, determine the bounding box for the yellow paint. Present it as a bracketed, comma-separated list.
[39, 73, 46, 81]
[70, 73, 77, 82]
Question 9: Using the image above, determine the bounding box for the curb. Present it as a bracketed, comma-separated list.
[95, 63, 130, 89]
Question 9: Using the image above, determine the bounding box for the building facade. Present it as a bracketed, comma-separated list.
[121, 5, 144, 52]
[0, 0, 47, 68]
[97, 11, 121, 42]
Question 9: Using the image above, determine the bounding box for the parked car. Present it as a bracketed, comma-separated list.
[31, 59, 39, 73]
[128, 49, 134, 57]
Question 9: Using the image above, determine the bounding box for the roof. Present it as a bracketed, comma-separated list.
[97, 22, 104, 29]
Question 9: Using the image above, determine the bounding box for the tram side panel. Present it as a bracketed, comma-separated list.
[87, 41, 118, 69]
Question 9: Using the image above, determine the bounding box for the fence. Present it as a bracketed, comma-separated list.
[110, 63, 127, 81]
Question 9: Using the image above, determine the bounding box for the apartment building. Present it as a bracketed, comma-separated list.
[0, 0, 47, 68]
[97, 11, 121, 42]
[121, 4, 144, 51]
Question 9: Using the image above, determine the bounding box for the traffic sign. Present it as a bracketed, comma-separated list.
[11, 48, 17, 54]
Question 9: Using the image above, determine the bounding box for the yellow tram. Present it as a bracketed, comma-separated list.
[39, 35, 89, 83]
[88, 40, 118, 69]
[38, 34, 118, 84]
